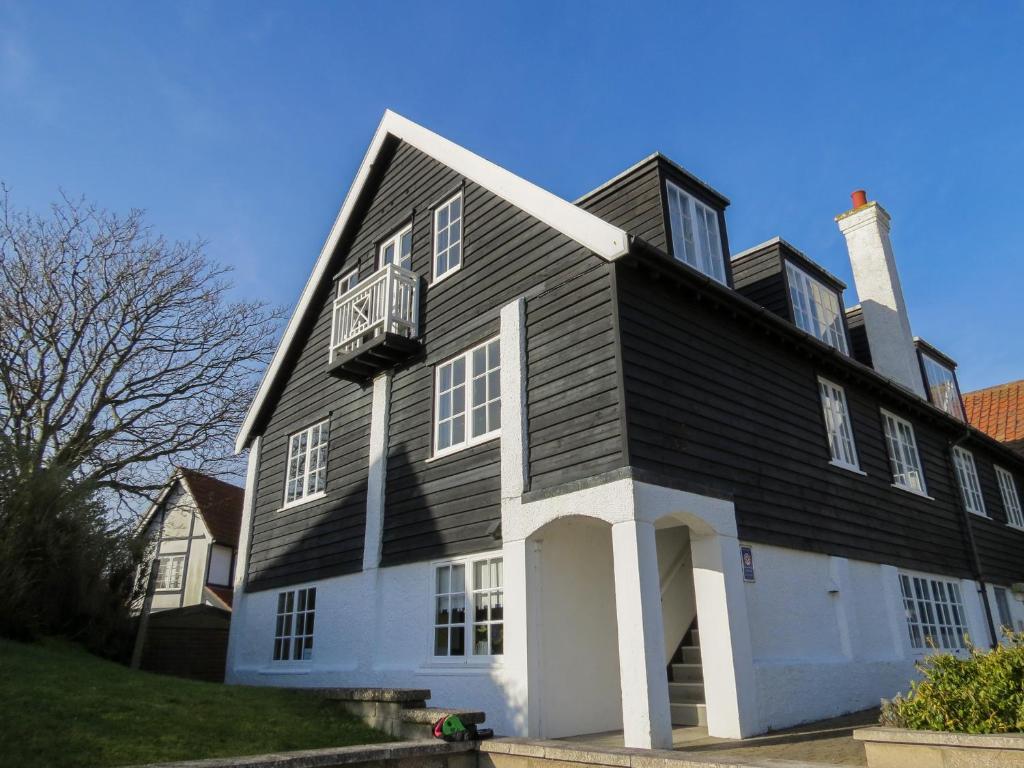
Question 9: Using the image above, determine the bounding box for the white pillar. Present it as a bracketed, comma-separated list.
[499, 298, 528, 500]
[225, 435, 261, 682]
[611, 519, 673, 749]
[690, 531, 759, 738]
[363, 372, 391, 571]
[502, 538, 542, 736]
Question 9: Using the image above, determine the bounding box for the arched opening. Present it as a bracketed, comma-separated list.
[530, 515, 623, 739]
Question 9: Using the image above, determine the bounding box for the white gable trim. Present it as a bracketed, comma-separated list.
[235, 110, 629, 452]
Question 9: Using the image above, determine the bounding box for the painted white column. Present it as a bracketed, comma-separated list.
[879, 564, 909, 659]
[225, 435, 261, 682]
[501, 538, 542, 736]
[828, 556, 855, 660]
[690, 531, 759, 738]
[363, 372, 392, 571]
[499, 298, 528, 502]
[961, 578, 990, 648]
[611, 519, 673, 750]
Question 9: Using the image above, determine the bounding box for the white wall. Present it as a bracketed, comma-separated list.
[742, 542, 990, 732]
[208, 544, 233, 587]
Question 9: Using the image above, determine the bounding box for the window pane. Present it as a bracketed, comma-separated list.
[450, 626, 465, 656]
[452, 565, 465, 593]
[435, 628, 449, 656]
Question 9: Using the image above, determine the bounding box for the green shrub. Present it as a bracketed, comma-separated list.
[881, 632, 1024, 733]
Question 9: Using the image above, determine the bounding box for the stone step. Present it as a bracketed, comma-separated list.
[670, 663, 703, 683]
[679, 645, 701, 664]
[689, 628, 700, 645]
[399, 707, 487, 726]
[668, 681, 705, 704]
[317, 687, 431, 705]
[671, 702, 708, 727]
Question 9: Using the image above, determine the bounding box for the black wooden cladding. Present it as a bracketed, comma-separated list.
[845, 306, 873, 368]
[615, 261, 1024, 582]
[577, 157, 667, 252]
[731, 244, 789, 320]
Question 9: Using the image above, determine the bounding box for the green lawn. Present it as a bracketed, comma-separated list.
[0, 638, 392, 768]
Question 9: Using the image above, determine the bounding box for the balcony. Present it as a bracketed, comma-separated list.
[327, 263, 421, 381]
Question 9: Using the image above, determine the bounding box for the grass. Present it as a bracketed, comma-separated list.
[0, 637, 392, 768]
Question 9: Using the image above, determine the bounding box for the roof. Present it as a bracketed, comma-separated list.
[235, 110, 629, 452]
[732, 236, 848, 291]
[964, 380, 1024, 446]
[137, 468, 244, 548]
[574, 152, 731, 208]
[204, 585, 234, 610]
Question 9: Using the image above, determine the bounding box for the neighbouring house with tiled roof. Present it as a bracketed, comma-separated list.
[965, 380, 1024, 458]
[137, 468, 244, 612]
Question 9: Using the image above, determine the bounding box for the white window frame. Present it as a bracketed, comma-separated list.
[154, 554, 185, 591]
[378, 223, 413, 271]
[786, 262, 849, 354]
[818, 377, 862, 473]
[337, 269, 359, 294]
[994, 586, 1013, 632]
[952, 446, 987, 517]
[898, 572, 969, 653]
[881, 409, 928, 497]
[430, 553, 503, 663]
[665, 181, 726, 284]
[283, 419, 330, 508]
[995, 466, 1024, 529]
[433, 337, 500, 458]
[920, 352, 964, 421]
[433, 192, 463, 284]
[272, 586, 316, 662]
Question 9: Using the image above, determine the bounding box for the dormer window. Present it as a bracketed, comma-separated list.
[785, 262, 848, 354]
[920, 351, 964, 420]
[666, 181, 726, 284]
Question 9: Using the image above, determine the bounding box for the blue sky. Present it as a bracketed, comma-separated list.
[2, 1, 1021, 391]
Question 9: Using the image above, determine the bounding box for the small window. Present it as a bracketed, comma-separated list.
[273, 587, 316, 661]
[881, 410, 927, 494]
[996, 466, 1024, 528]
[920, 353, 964, 421]
[154, 555, 185, 591]
[338, 269, 359, 294]
[433, 556, 503, 659]
[434, 338, 500, 456]
[665, 181, 726, 284]
[284, 420, 330, 506]
[433, 193, 463, 282]
[472, 558, 504, 656]
[786, 263, 849, 354]
[434, 563, 466, 657]
[952, 447, 986, 516]
[994, 586, 1013, 632]
[818, 377, 860, 471]
[379, 224, 413, 271]
[898, 573, 968, 651]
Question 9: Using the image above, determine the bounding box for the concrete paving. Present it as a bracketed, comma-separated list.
[562, 708, 879, 766]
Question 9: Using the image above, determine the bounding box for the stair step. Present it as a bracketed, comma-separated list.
[689, 628, 700, 645]
[680, 646, 701, 664]
[671, 702, 707, 727]
[670, 663, 703, 683]
[668, 682, 705, 704]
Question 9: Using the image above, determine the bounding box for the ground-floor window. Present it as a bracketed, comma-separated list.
[898, 573, 968, 651]
[994, 586, 1013, 632]
[273, 587, 316, 661]
[433, 555, 503, 658]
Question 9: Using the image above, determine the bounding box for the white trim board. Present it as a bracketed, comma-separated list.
[235, 110, 629, 452]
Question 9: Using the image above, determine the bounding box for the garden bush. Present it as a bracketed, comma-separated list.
[881, 632, 1024, 733]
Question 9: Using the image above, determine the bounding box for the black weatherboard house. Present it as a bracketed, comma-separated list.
[224, 111, 1024, 749]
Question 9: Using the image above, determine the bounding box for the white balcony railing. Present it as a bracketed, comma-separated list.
[330, 263, 419, 360]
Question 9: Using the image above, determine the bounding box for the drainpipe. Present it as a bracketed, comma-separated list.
[947, 428, 998, 649]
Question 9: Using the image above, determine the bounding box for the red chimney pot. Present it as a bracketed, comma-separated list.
[851, 189, 867, 209]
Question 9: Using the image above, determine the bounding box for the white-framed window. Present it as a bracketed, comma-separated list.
[952, 446, 986, 517]
[154, 555, 185, 591]
[379, 223, 413, 271]
[818, 377, 860, 471]
[434, 337, 500, 456]
[433, 192, 462, 282]
[433, 555, 503, 659]
[273, 587, 316, 661]
[898, 573, 968, 651]
[338, 269, 359, 294]
[994, 586, 1013, 632]
[995, 466, 1024, 528]
[665, 181, 726, 284]
[920, 353, 964, 421]
[284, 420, 329, 506]
[881, 410, 927, 495]
[786, 262, 849, 354]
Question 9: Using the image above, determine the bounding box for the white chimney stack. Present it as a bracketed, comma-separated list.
[836, 191, 925, 398]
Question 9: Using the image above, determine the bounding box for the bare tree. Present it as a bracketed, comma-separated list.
[0, 186, 282, 515]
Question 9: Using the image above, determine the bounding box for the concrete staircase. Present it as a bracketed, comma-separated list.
[667, 621, 706, 727]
